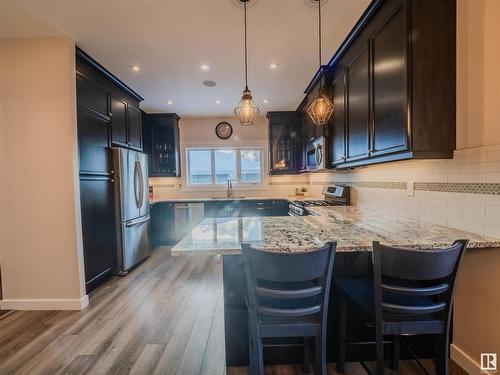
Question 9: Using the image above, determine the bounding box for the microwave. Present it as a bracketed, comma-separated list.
[306, 137, 326, 171]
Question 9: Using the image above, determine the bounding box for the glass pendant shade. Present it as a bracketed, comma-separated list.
[234, 88, 260, 126]
[307, 91, 334, 126]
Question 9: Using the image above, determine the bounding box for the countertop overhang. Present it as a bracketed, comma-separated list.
[171, 206, 500, 255]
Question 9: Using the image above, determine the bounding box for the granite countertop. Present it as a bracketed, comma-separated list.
[171, 206, 500, 255]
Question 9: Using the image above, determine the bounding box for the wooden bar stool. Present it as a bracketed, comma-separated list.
[242, 241, 336, 375]
[335, 240, 468, 375]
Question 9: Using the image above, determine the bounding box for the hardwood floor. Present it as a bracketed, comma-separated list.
[0, 247, 455, 375]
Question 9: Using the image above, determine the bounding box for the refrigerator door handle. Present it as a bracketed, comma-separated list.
[126, 215, 150, 227]
[137, 159, 145, 209]
[134, 160, 141, 209]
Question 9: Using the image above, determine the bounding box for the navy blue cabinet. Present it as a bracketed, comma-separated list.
[204, 199, 289, 218]
[150, 202, 175, 247]
[143, 113, 181, 177]
[267, 112, 302, 175]
[76, 47, 144, 293]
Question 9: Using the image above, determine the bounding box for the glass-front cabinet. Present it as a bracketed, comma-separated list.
[267, 111, 299, 175]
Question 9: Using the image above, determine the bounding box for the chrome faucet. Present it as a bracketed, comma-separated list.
[227, 178, 233, 198]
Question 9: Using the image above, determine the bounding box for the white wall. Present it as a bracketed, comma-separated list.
[0, 37, 87, 310]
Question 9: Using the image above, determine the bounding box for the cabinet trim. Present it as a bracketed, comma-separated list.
[76, 47, 144, 102]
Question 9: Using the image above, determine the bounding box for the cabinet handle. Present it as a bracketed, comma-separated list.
[110, 179, 115, 183]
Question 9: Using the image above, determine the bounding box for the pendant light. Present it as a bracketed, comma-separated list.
[307, 0, 334, 126]
[234, 0, 260, 126]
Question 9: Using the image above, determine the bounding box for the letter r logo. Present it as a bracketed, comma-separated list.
[481, 353, 497, 371]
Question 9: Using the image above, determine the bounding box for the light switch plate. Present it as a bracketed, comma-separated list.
[407, 181, 415, 197]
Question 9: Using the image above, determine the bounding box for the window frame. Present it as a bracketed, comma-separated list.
[186, 147, 264, 187]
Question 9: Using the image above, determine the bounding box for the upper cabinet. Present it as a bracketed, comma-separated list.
[110, 98, 143, 150]
[127, 105, 143, 150]
[329, 72, 347, 166]
[325, 0, 456, 169]
[345, 45, 370, 162]
[142, 113, 181, 177]
[267, 111, 300, 175]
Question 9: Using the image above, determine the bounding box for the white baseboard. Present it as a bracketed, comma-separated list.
[451, 344, 481, 375]
[0, 295, 89, 310]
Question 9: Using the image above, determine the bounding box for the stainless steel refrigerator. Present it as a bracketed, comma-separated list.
[112, 147, 151, 274]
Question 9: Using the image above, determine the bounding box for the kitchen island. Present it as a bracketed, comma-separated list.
[171, 206, 500, 366]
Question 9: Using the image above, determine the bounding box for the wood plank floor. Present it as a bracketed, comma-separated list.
[0, 247, 443, 375]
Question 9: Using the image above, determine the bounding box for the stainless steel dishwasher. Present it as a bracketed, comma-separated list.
[174, 202, 205, 242]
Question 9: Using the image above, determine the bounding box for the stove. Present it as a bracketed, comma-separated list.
[288, 185, 350, 216]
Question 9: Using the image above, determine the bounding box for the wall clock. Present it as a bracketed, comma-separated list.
[215, 122, 233, 139]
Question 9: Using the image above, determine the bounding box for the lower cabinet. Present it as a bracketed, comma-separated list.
[79, 177, 116, 293]
[150, 199, 290, 246]
[150, 202, 175, 247]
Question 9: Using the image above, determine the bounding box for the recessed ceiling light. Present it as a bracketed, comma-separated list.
[203, 80, 217, 87]
[130, 64, 141, 72]
[263, 99, 269, 104]
[200, 64, 211, 71]
[166, 100, 173, 105]
[215, 99, 221, 104]
[269, 62, 279, 70]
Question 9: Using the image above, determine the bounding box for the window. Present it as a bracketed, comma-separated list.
[187, 148, 262, 186]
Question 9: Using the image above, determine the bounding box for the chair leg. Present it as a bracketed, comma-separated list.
[248, 324, 255, 375]
[256, 337, 264, 375]
[435, 333, 449, 375]
[337, 294, 347, 373]
[392, 335, 400, 371]
[314, 334, 327, 375]
[375, 326, 384, 375]
[303, 337, 311, 373]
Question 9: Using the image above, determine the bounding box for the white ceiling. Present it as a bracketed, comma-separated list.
[1, 0, 370, 116]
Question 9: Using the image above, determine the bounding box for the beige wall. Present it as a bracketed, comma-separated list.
[0, 37, 87, 310]
[456, 0, 500, 149]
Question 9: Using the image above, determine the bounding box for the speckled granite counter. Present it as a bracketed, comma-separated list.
[171, 206, 500, 255]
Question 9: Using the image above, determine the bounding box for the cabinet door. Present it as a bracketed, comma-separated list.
[77, 109, 110, 174]
[330, 71, 347, 166]
[111, 97, 128, 146]
[80, 178, 116, 292]
[269, 119, 294, 174]
[151, 126, 175, 176]
[151, 202, 175, 247]
[371, 2, 408, 156]
[127, 105, 143, 150]
[76, 74, 109, 116]
[346, 46, 370, 161]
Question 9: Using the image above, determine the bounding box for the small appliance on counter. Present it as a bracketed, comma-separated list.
[113, 147, 151, 274]
[306, 136, 326, 171]
[288, 185, 350, 216]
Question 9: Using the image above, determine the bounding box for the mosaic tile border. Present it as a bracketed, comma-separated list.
[312, 181, 406, 190]
[414, 182, 500, 195]
[330, 181, 500, 195]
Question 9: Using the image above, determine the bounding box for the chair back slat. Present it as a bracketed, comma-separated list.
[244, 243, 333, 283]
[256, 286, 322, 299]
[378, 241, 465, 281]
[382, 301, 447, 314]
[381, 283, 449, 296]
[258, 305, 321, 317]
[243, 241, 336, 321]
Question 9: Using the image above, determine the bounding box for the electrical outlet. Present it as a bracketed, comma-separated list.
[407, 181, 415, 197]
